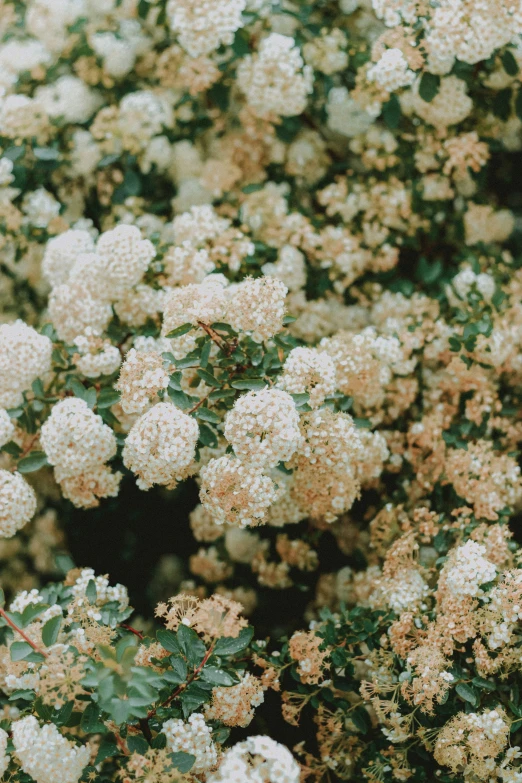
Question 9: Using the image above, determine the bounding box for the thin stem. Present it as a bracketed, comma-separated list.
[139, 718, 153, 743]
[0, 607, 48, 657]
[120, 624, 144, 640]
[18, 433, 40, 461]
[146, 643, 215, 721]
[113, 729, 130, 756]
[187, 389, 215, 415]
[197, 321, 234, 356]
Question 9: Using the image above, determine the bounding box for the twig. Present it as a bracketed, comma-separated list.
[18, 433, 40, 461]
[187, 389, 215, 415]
[120, 624, 144, 640]
[139, 718, 153, 743]
[113, 729, 130, 756]
[197, 321, 235, 356]
[0, 607, 48, 658]
[146, 644, 215, 721]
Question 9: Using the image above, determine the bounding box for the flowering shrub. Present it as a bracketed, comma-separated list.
[1, 0, 522, 780]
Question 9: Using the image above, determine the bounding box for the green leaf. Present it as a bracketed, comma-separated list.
[110, 698, 132, 725]
[502, 49, 519, 76]
[34, 698, 53, 720]
[382, 94, 401, 129]
[127, 735, 149, 754]
[98, 153, 120, 168]
[8, 689, 35, 701]
[242, 183, 264, 194]
[114, 169, 142, 202]
[169, 655, 188, 682]
[179, 683, 209, 716]
[208, 82, 231, 112]
[194, 408, 220, 424]
[351, 705, 372, 733]
[68, 377, 89, 399]
[33, 147, 60, 161]
[516, 89, 522, 121]
[208, 389, 236, 401]
[196, 368, 218, 387]
[212, 726, 230, 744]
[31, 378, 45, 398]
[417, 257, 442, 284]
[84, 388, 97, 409]
[472, 676, 496, 691]
[54, 700, 74, 727]
[168, 372, 182, 391]
[1, 441, 22, 457]
[213, 627, 254, 656]
[151, 732, 167, 749]
[175, 356, 199, 370]
[290, 393, 309, 407]
[493, 88, 512, 121]
[167, 388, 192, 409]
[200, 340, 212, 369]
[95, 740, 119, 765]
[20, 603, 47, 627]
[165, 323, 194, 339]
[137, 0, 149, 18]
[211, 323, 237, 336]
[198, 423, 218, 448]
[201, 666, 235, 686]
[418, 72, 441, 102]
[231, 28, 250, 57]
[455, 682, 479, 706]
[52, 347, 68, 368]
[10, 641, 39, 662]
[86, 579, 97, 605]
[177, 624, 206, 666]
[55, 553, 75, 574]
[97, 388, 120, 408]
[230, 379, 267, 391]
[157, 629, 181, 654]
[42, 615, 62, 647]
[171, 751, 196, 773]
[81, 702, 106, 734]
[17, 451, 49, 473]
[4, 145, 25, 162]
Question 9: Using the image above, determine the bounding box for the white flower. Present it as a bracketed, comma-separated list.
[237, 33, 313, 117]
[278, 347, 336, 408]
[122, 402, 199, 489]
[12, 716, 89, 783]
[224, 388, 302, 468]
[0, 321, 52, 408]
[444, 540, 497, 598]
[207, 735, 300, 783]
[167, 0, 246, 57]
[0, 727, 9, 777]
[200, 455, 278, 527]
[163, 713, 217, 773]
[41, 397, 117, 479]
[367, 48, 415, 92]
[227, 277, 287, 342]
[0, 408, 15, 448]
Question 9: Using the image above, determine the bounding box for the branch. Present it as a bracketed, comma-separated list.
[146, 643, 215, 721]
[120, 624, 144, 640]
[197, 321, 235, 356]
[0, 607, 48, 658]
[187, 389, 215, 415]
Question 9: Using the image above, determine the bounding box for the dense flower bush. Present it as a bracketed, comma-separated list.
[2, 0, 522, 780]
